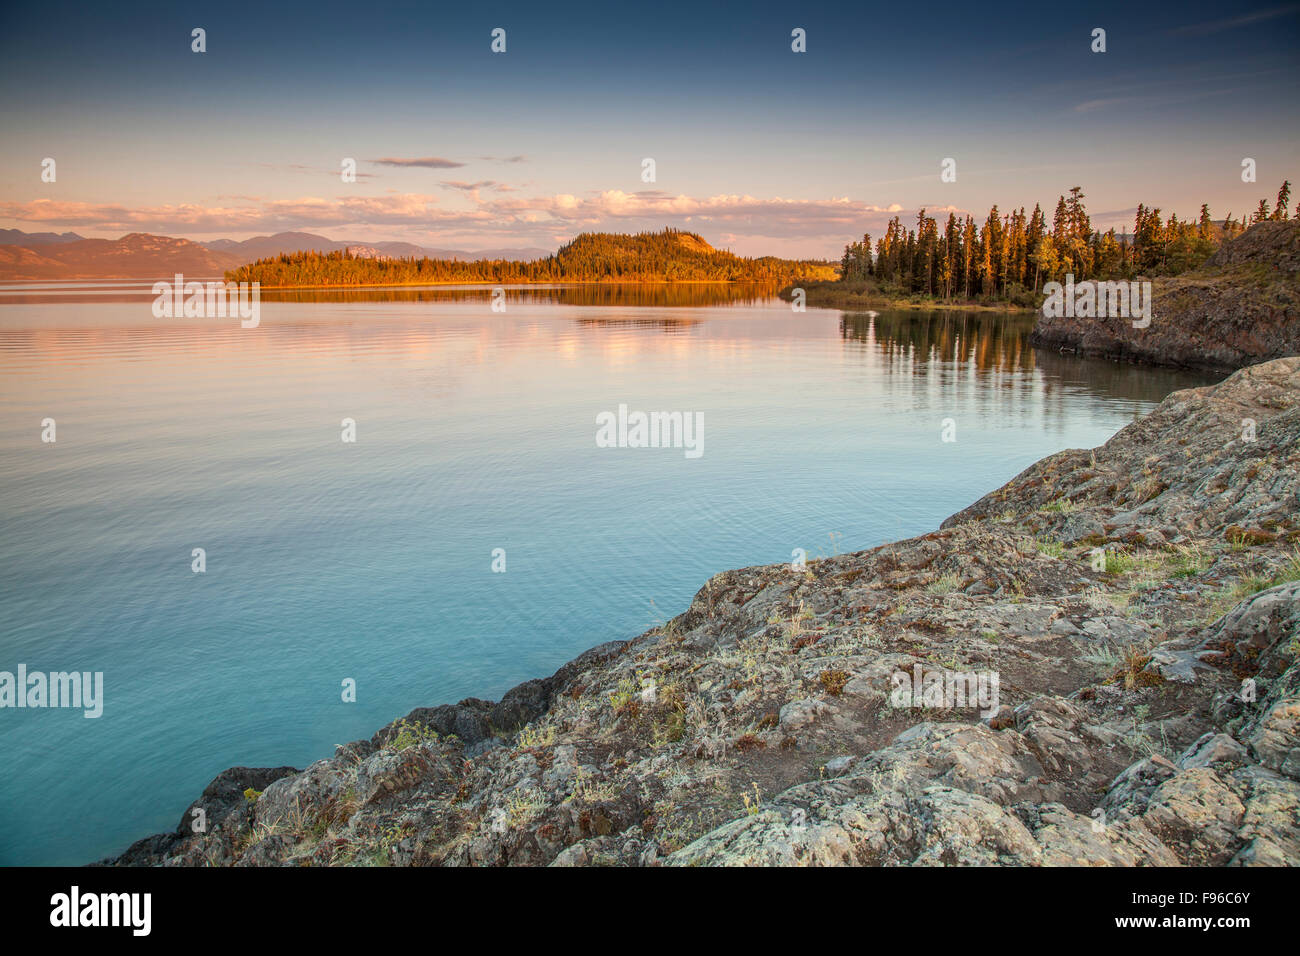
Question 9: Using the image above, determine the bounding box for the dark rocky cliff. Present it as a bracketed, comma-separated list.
[1029, 220, 1300, 371]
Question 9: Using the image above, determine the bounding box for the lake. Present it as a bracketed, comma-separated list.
[0, 282, 1217, 864]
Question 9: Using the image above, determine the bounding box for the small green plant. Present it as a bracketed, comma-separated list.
[1077, 641, 1123, 672]
[652, 709, 686, 747]
[386, 718, 438, 751]
[516, 722, 557, 748]
[608, 675, 641, 715]
[741, 782, 762, 816]
[1035, 538, 1065, 558]
[925, 572, 961, 595]
[504, 788, 547, 826]
[1270, 550, 1300, 587]
[567, 767, 618, 804]
[243, 788, 261, 804]
[1008, 578, 1029, 603]
[652, 801, 711, 854]
[777, 599, 815, 643]
[1121, 705, 1165, 759]
[1206, 554, 1300, 623]
[1101, 548, 1139, 575]
[1168, 545, 1210, 578]
[380, 822, 414, 856]
[1239, 572, 1277, 595]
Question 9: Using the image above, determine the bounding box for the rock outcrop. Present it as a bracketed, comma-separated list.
[101, 359, 1300, 867]
[1028, 220, 1300, 371]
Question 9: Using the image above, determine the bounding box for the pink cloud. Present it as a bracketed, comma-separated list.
[0, 189, 937, 257]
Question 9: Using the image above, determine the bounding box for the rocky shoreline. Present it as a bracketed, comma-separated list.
[1028, 220, 1300, 372]
[779, 282, 1038, 314]
[101, 355, 1300, 867]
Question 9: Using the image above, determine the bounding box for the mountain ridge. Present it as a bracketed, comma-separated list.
[0, 229, 553, 279]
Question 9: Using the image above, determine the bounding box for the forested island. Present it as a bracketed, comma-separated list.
[788, 181, 1295, 311]
[226, 228, 835, 287]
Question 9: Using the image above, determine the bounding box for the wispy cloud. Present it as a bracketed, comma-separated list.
[254, 161, 375, 180]
[1073, 97, 1135, 113]
[438, 180, 512, 199]
[1170, 4, 1300, 36]
[368, 157, 466, 169]
[1072, 86, 1240, 113]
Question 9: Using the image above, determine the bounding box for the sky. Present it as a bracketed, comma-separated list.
[0, 0, 1297, 257]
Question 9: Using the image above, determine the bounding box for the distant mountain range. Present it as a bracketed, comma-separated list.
[0, 228, 552, 279]
[197, 231, 552, 264]
[0, 228, 88, 245]
[0, 233, 242, 280]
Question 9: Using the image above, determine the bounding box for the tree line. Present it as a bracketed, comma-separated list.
[227, 228, 835, 286]
[838, 181, 1294, 304]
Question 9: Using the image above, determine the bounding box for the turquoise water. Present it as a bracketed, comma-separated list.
[0, 283, 1215, 865]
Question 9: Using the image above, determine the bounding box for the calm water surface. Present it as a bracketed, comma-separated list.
[0, 283, 1217, 864]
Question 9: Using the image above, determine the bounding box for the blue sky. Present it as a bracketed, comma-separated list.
[1, 0, 1297, 255]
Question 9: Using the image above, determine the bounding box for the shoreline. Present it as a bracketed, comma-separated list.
[780, 282, 1037, 314]
[240, 278, 796, 291]
[103, 357, 1300, 867]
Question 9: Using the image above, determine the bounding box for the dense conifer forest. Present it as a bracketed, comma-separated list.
[226, 228, 836, 287]
[834, 182, 1294, 306]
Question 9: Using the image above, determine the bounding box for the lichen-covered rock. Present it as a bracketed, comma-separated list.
[1247, 691, 1300, 779]
[1139, 768, 1245, 865]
